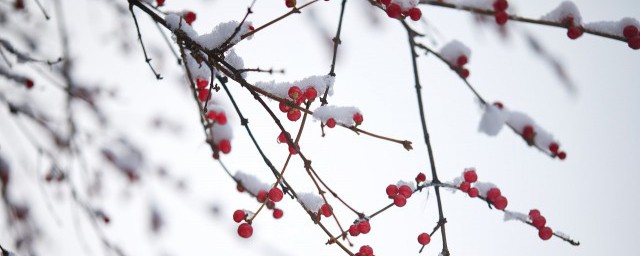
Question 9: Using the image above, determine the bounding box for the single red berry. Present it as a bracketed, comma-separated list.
[493, 101, 504, 109]
[529, 209, 541, 219]
[219, 139, 231, 154]
[456, 55, 468, 66]
[206, 111, 217, 120]
[215, 112, 227, 125]
[288, 143, 299, 155]
[495, 11, 508, 25]
[237, 223, 253, 238]
[463, 170, 478, 183]
[156, 0, 165, 7]
[273, 208, 284, 219]
[357, 221, 371, 234]
[548, 142, 559, 154]
[288, 86, 303, 100]
[522, 125, 535, 142]
[557, 151, 567, 160]
[394, 194, 407, 207]
[304, 87, 317, 101]
[416, 172, 427, 183]
[269, 187, 284, 202]
[567, 26, 583, 39]
[183, 11, 196, 25]
[279, 102, 290, 113]
[468, 187, 479, 198]
[623, 25, 639, 39]
[287, 109, 301, 121]
[386, 3, 401, 19]
[386, 184, 398, 197]
[236, 184, 245, 192]
[353, 113, 364, 126]
[248, 25, 255, 31]
[320, 204, 333, 217]
[493, 195, 508, 210]
[285, 0, 296, 8]
[198, 89, 209, 102]
[277, 132, 288, 143]
[380, 0, 391, 6]
[459, 181, 471, 192]
[493, 0, 508, 11]
[532, 215, 546, 229]
[417, 232, 431, 245]
[233, 210, 246, 223]
[349, 224, 360, 236]
[460, 68, 470, 78]
[409, 8, 422, 21]
[257, 190, 267, 203]
[196, 78, 208, 89]
[487, 187, 501, 202]
[359, 245, 373, 255]
[538, 226, 553, 240]
[398, 185, 412, 198]
[25, 79, 34, 89]
[628, 35, 640, 50]
[13, 0, 24, 10]
[326, 118, 336, 128]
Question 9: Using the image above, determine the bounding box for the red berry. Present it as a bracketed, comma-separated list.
[495, 11, 508, 25]
[320, 204, 332, 217]
[493, 0, 508, 11]
[357, 221, 371, 234]
[459, 181, 470, 192]
[198, 89, 209, 101]
[206, 111, 217, 120]
[557, 151, 567, 160]
[628, 35, 640, 50]
[25, 79, 34, 89]
[269, 187, 284, 202]
[416, 172, 427, 183]
[326, 118, 336, 128]
[409, 8, 422, 21]
[219, 139, 231, 154]
[567, 26, 583, 39]
[353, 113, 363, 126]
[288, 86, 302, 100]
[468, 187, 479, 198]
[386, 3, 401, 19]
[349, 224, 360, 236]
[493, 101, 504, 109]
[548, 142, 559, 154]
[183, 11, 196, 25]
[460, 68, 470, 78]
[156, 0, 165, 7]
[386, 184, 398, 197]
[463, 170, 477, 183]
[285, 0, 296, 8]
[561, 16, 574, 26]
[398, 185, 412, 198]
[196, 78, 208, 89]
[279, 102, 290, 112]
[486, 187, 501, 202]
[359, 245, 373, 255]
[417, 232, 431, 245]
[237, 223, 253, 238]
[380, 0, 391, 6]
[236, 184, 245, 192]
[233, 210, 246, 223]
[288, 143, 299, 155]
[14, 0, 24, 10]
[215, 112, 227, 125]
[394, 194, 407, 207]
[493, 196, 508, 210]
[538, 226, 553, 240]
[529, 209, 541, 219]
[532, 215, 546, 229]
[287, 109, 301, 121]
[248, 25, 255, 31]
[304, 87, 317, 101]
[623, 25, 638, 39]
[273, 208, 284, 219]
[522, 125, 535, 142]
[277, 132, 288, 143]
[456, 55, 468, 66]
[257, 190, 267, 203]
[266, 200, 275, 210]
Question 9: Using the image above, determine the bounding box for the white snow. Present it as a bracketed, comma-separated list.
[312, 105, 361, 126]
[473, 181, 497, 197]
[396, 180, 416, 190]
[585, 17, 640, 38]
[254, 75, 335, 100]
[393, 0, 419, 11]
[503, 210, 528, 222]
[541, 1, 582, 25]
[165, 13, 199, 40]
[478, 104, 508, 136]
[209, 121, 233, 143]
[439, 40, 471, 66]
[297, 192, 324, 213]
[196, 20, 253, 50]
[224, 50, 246, 78]
[448, 0, 494, 10]
[234, 171, 270, 195]
[185, 50, 214, 81]
[506, 111, 556, 153]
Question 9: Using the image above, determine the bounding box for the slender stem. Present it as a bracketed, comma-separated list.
[129, 3, 162, 79]
[240, 0, 320, 40]
[321, 0, 348, 105]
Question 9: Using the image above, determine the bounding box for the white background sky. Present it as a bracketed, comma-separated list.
[1, 0, 640, 256]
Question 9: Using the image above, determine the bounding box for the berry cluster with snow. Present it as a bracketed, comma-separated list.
[313, 105, 363, 128]
[439, 40, 472, 78]
[377, 0, 422, 21]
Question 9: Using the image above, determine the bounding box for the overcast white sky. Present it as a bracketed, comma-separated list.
[2, 0, 640, 256]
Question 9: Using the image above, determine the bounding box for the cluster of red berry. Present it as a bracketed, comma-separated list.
[233, 187, 286, 238]
[278, 86, 317, 122]
[355, 245, 375, 256]
[458, 169, 508, 210]
[529, 209, 554, 240]
[493, 0, 509, 25]
[386, 183, 413, 207]
[453, 54, 470, 79]
[520, 125, 567, 160]
[348, 220, 371, 237]
[378, 0, 422, 21]
[324, 112, 364, 128]
[623, 25, 640, 49]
